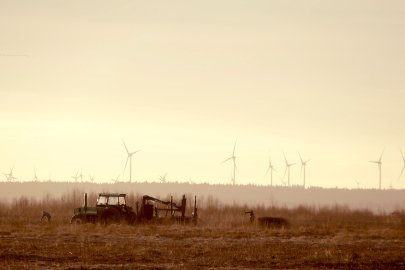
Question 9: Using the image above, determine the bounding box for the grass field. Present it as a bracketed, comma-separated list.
[1, 193, 405, 269]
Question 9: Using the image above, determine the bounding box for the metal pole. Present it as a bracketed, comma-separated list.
[130, 156, 132, 183]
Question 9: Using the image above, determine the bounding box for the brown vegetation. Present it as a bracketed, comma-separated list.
[0, 190, 405, 269]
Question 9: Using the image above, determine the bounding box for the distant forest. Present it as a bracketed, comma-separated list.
[1, 182, 404, 213]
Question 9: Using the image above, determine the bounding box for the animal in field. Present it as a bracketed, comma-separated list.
[257, 216, 289, 228]
[245, 210, 289, 228]
[41, 211, 51, 222]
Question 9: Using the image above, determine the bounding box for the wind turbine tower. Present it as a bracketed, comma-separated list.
[265, 153, 277, 186]
[222, 141, 237, 185]
[299, 153, 310, 188]
[369, 150, 384, 190]
[397, 149, 405, 182]
[122, 140, 141, 183]
[283, 153, 295, 187]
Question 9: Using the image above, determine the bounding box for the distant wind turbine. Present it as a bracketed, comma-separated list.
[222, 140, 237, 185]
[397, 149, 405, 182]
[283, 153, 295, 187]
[122, 140, 141, 183]
[3, 167, 16, 182]
[89, 174, 95, 183]
[111, 174, 120, 183]
[159, 173, 167, 183]
[299, 153, 310, 188]
[281, 177, 287, 187]
[265, 152, 277, 187]
[71, 170, 80, 182]
[33, 168, 40, 182]
[369, 150, 384, 190]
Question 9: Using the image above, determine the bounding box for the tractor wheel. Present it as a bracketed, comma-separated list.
[126, 212, 136, 225]
[101, 207, 122, 225]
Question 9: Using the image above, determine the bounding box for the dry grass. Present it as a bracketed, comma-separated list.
[1, 191, 405, 269]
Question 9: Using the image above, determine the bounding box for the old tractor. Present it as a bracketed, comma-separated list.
[70, 193, 136, 225]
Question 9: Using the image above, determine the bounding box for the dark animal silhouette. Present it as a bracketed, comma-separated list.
[245, 210, 289, 228]
[41, 211, 51, 222]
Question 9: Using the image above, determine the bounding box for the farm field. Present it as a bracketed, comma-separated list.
[1, 213, 405, 269]
[1, 190, 405, 269]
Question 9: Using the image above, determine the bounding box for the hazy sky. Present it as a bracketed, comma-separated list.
[1, 1, 405, 188]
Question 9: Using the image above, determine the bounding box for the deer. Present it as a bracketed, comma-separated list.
[245, 210, 289, 229]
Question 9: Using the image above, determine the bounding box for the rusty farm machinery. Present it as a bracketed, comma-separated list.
[71, 192, 198, 225]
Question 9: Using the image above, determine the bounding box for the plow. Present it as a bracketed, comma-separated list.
[70, 192, 198, 225]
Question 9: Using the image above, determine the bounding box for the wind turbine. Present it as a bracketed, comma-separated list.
[89, 174, 95, 183]
[111, 174, 120, 183]
[79, 169, 83, 182]
[222, 140, 237, 185]
[282, 153, 295, 187]
[3, 167, 16, 182]
[122, 140, 141, 183]
[299, 153, 310, 188]
[369, 150, 384, 190]
[71, 170, 80, 182]
[397, 149, 405, 182]
[33, 168, 40, 182]
[159, 173, 167, 183]
[265, 152, 277, 187]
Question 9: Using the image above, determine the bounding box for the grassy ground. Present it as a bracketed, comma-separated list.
[1, 214, 405, 269]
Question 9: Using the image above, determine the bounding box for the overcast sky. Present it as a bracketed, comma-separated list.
[1, 0, 405, 188]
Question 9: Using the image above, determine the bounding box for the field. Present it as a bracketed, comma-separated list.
[1, 193, 405, 269]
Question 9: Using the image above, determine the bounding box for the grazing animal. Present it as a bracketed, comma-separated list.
[257, 216, 289, 228]
[41, 211, 51, 222]
[245, 210, 289, 228]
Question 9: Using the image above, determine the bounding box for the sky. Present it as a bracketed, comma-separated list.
[1, 0, 405, 188]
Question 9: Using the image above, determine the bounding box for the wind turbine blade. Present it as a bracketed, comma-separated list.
[123, 157, 129, 175]
[122, 139, 129, 154]
[265, 167, 270, 176]
[282, 167, 287, 180]
[401, 149, 405, 162]
[131, 149, 141, 155]
[379, 149, 384, 162]
[398, 167, 405, 181]
[273, 167, 278, 173]
[299, 152, 303, 164]
[221, 156, 233, 163]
